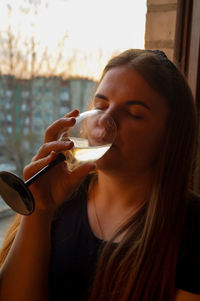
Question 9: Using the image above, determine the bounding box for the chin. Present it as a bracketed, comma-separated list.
[95, 151, 118, 171]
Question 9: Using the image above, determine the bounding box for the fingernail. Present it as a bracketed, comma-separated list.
[63, 140, 74, 147]
[50, 151, 56, 156]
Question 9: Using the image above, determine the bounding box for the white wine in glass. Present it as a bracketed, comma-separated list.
[0, 110, 117, 215]
[60, 109, 117, 166]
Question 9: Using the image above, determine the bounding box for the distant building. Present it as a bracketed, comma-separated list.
[0, 75, 97, 215]
[0, 75, 97, 152]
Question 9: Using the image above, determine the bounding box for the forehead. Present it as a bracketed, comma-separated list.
[97, 66, 168, 110]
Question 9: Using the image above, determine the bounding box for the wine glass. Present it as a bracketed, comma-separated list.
[0, 109, 117, 215]
[60, 109, 117, 169]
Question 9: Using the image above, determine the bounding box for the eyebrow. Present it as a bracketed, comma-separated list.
[95, 93, 151, 110]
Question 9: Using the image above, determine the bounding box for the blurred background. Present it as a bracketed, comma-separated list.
[0, 0, 200, 246]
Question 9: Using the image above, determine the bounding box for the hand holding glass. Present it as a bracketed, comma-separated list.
[0, 109, 117, 215]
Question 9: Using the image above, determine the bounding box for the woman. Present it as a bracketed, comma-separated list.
[0, 49, 200, 301]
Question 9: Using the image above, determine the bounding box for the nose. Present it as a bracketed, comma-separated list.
[99, 104, 120, 130]
[98, 114, 116, 131]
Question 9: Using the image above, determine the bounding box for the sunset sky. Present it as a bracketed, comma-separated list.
[0, 0, 147, 79]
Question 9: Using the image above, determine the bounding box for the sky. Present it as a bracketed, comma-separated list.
[0, 0, 147, 79]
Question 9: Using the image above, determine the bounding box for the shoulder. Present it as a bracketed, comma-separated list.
[181, 191, 200, 250]
[184, 191, 200, 235]
[175, 289, 200, 301]
[186, 190, 200, 214]
[175, 191, 200, 294]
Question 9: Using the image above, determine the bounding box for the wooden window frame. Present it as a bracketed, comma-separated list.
[173, 0, 200, 191]
[174, 0, 200, 108]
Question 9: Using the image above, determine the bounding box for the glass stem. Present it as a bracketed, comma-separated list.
[25, 153, 66, 187]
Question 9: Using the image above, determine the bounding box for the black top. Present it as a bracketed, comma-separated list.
[49, 177, 200, 300]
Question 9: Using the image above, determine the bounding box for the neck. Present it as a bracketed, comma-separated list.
[87, 169, 153, 241]
[94, 169, 154, 210]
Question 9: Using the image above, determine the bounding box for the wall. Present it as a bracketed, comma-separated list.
[145, 0, 178, 60]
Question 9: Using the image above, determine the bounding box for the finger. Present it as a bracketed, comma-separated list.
[44, 117, 76, 143]
[33, 140, 74, 161]
[44, 110, 80, 143]
[24, 151, 60, 180]
[64, 109, 79, 118]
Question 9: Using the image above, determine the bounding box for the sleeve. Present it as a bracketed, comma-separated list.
[175, 196, 200, 294]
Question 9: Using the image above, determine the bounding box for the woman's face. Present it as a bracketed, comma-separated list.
[92, 66, 169, 175]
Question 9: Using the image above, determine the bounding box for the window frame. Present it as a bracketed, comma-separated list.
[173, 0, 200, 192]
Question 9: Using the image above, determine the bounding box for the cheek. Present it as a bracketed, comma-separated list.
[122, 123, 166, 163]
[140, 133, 164, 162]
[96, 118, 168, 172]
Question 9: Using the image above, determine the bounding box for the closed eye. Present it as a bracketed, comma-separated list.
[94, 104, 107, 110]
[128, 107, 145, 120]
[93, 98, 108, 110]
[131, 114, 144, 120]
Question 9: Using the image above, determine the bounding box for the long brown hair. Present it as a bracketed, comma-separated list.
[0, 214, 21, 267]
[88, 49, 198, 301]
[0, 49, 198, 300]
